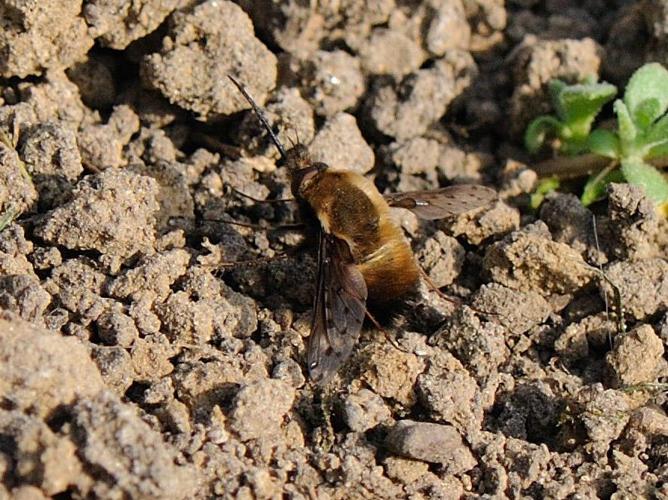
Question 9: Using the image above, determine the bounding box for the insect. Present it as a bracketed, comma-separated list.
[228, 76, 497, 384]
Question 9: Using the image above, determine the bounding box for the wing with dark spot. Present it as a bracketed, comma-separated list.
[385, 185, 497, 220]
[307, 231, 368, 384]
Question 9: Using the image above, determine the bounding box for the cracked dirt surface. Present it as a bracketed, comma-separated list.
[0, 0, 667, 498]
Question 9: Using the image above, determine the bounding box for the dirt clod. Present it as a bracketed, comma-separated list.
[309, 113, 375, 174]
[142, 0, 277, 120]
[600, 258, 668, 320]
[416, 230, 465, 288]
[107, 248, 191, 301]
[483, 221, 597, 296]
[84, 0, 182, 50]
[366, 52, 476, 140]
[509, 37, 603, 136]
[606, 324, 665, 388]
[386, 420, 476, 471]
[434, 307, 508, 380]
[343, 388, 393, 432]
[607, 183, 660, 260]
[91, 346, 134, 394]
[417, 350, 482, 435]
[0, 314, 104, 417]
[96, 309, 139, 347]
[360, 343, 424, 406]
[45, 257, 107, 321]
[72, 390, 199, 499]
[19, 122, 83, 209]
[359, 30, 424, 78]
[228, 379, 295, 441]
[472, 283, 552, 334]
[0, 1, 93, 78]
[0, 274, 51, 323]
[0, 140, 37, 215]
[298, 50, 365, 117]
[35, 169, 159, 259]
[540, 192, 604, 262]
[78, 105, 140, 171]
[2, 1, 667, 497]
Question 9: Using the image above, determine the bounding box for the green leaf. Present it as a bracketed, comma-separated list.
[645, 113, 668, 159]
[587, 129, 620, 158]
[633, 98, 662, 133]
[556, 82, 617, 136]
[581, 167, 624, 206]
[524, 115, 564, 153]
[0, 205, 17, 232]
[526, 78, 616, 156]
[624, 63, 668, 127]
[548, 80, 567, 118]
[530, 177, 560, 210]
[620, 157, 668, 204]
[614, 99, 637, 154]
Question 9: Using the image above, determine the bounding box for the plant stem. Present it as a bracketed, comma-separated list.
[533, 154, 668, 179]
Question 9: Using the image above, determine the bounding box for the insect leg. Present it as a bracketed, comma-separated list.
[218, 251, 292, 268]
[417, 266, 464, 307]
[364, 308, 410, 354]
[218, 237, 311, 269]
[208, 217, 305, 231]
[229, 186, 295, 204]
[418, 266, 499, 318]
[169, 215, 305, 231]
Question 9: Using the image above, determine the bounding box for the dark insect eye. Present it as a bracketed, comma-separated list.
[295, 166, 321, 192]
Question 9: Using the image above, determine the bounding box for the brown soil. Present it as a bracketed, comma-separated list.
[0, 1, 667, 498]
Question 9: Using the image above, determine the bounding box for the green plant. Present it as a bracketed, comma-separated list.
[525, 63, 668, 210]
[0, 126, 32, 230]
[0, 128, 31, 182]
[529, 176, 560, 210]
[0, 205, 17, 232]
[525, 77, 617, 155]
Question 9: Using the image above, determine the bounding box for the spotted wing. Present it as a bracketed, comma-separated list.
[307, 231, 368, 384]
[385, 185, 497, 220]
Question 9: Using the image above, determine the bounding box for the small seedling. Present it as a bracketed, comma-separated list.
[525, 77, 617, 156]
[0, 204, 16, 232]
[529, 176, 560, 211]
[526, 63, 668, 211]
[0, 122, 32, 184]
[0, 127, 32, 229]
[621, 382, 668, 395]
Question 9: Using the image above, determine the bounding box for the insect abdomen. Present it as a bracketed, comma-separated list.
[304, 170, 420, 302]
[357, 220, 420, 302]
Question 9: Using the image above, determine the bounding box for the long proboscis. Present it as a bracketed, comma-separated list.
[227, 75, 287, 160]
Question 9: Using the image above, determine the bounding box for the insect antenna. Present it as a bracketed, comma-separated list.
[284, 122, 300, 148]
[227, 75, 287, 160]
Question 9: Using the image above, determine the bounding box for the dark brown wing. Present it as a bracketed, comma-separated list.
[307, 231, 368, 384]
[385, 185, 497, 220]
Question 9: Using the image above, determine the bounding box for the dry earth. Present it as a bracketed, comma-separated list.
[0, 0, 667, 498]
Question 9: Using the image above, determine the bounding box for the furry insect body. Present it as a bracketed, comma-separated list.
[297, 168, 420, 301]
[228, 75, 497, 384]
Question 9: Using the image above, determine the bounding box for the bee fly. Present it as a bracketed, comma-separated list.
[228, 76, 497, 384]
